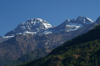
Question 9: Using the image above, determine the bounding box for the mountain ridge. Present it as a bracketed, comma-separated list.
[4, 16, 94, 38]
[19, 18, 100, 66]
[52, 16, 94, 32]
[5, 18, 52, 37]
[0, 16, 99, 66]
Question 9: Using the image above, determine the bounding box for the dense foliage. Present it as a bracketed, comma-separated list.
[19, 25, 100, 66]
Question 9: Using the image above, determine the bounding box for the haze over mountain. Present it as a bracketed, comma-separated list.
[0, 16, 100, 66]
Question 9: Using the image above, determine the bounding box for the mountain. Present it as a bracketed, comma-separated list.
[0, 32, 70, 66]
[0, 16, 99, 66]
[53, 16, 94, 32]
[4, 16, 94, 37]
[5, 18, 52, 37]
[19, 18, 100, 66]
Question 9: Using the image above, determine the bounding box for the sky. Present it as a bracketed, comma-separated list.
[0, 0, 100, 36]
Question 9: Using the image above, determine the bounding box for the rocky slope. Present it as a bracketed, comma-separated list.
[19, 17, 100, 66]
[0, 16, 99, 66]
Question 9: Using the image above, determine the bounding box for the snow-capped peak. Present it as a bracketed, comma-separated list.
[76, 16, 94, 24]
[4, 16, 95, 37]
[36, 18, 43, 22]
[17, 18, 52, 30]
[53, 16, 94, 33]
[5, 18, 52, 36]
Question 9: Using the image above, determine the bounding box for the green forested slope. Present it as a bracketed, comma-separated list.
[19, 25, 100, 66]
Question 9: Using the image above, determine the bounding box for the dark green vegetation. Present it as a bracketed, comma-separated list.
[19, 25, 100, 66]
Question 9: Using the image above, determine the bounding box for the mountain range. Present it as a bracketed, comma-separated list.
[19, 16, 100, 66]
[0, 16, 100, 66]
[4, 16, 94, 38]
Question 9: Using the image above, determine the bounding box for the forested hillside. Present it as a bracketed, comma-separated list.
[19, 25, 100, 66]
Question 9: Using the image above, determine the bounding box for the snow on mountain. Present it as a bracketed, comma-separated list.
[16, 18, 52, 31]
[76, 16, 94, 24]
[53, 16, 94, 32]
[5, 18, 52, 36]
[3, 36, 14, 38]
[40, 30, 52, 35]
[4, 16, 94, 38]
